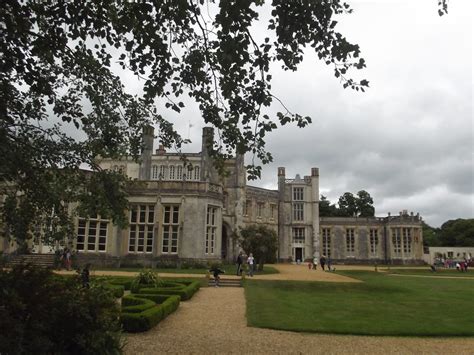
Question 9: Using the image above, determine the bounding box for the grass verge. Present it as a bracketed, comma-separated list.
[245, 270, 474, 336]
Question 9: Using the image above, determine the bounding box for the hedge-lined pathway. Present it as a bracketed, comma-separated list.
[124, 265, 474, 354]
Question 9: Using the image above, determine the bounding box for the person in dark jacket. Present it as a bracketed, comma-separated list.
[320, 255, 326, 271]
[81, 264, 90, 288]
[236, 252, 243, 276]
[209, 266, 225, 287]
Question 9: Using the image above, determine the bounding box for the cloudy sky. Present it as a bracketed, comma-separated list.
[165, 0, 472, 228]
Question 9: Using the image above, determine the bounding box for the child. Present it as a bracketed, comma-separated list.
[209, 266, 225, 287]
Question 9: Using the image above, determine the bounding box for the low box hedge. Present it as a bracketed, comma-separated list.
[121, 294, 180, 332]
[138, 280, 200, 301]
[122, 296, 155, 314]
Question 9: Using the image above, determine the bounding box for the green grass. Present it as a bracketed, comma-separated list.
[95, 264, 279, 275]
[245, 271, 474, 336]
[386, 268, 474, 278]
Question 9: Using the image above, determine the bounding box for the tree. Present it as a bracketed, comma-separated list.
[355, 190, 375, 217]
[338, 192, 358, 217]
[438, 219, 474, 247]
[321, 190, 375, 217]
[1, 0, 446, 247]
[422, 222, 441, 247]
[319, 195, 338, 217]
[239, 225, 278, 271]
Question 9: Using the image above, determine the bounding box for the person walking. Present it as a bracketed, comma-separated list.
[312, 256, 318, 270]
[327, 256, 332, 271]
[236, 252, 243, 276]
[320, 255, 326, 271]
[247, 253, 255, 277]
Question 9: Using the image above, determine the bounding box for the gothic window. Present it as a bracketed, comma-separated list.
[169, 166, 175, 180]
[346, 228, 355, 254]
[205, 206, 218, 254]
[293, 187, 304, 201]
[76, 216, 108, 252]
[292, 228, 305, 243]
[270, 204, 277, 220]
[392, 228, 402, 255]
[159, 165, 166, 179]
[177, 165, 183, 180]
[403, 228, 412, 253]
[293, 202, 304, 221]
[129, 205, 154, 253]
[194, 166, 200, 180]
[257, 202, 264, 218]
[152, 165, 159, 179]
[244, 200, 251, 216]
[370, 229, 379, 255]
[322, 228, 331, 257]
[162, 205, 179, 254]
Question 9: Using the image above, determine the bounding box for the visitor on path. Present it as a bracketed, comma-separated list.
[312, 257, 318, 270]
[209, 266, 225, 287]
[247, 253, 255, 277]
[81, 264, 90, 288]
[320, 255, 326, 271]
[430, 264, 437, 272]
[62, 247, 72, 270]
[236, 252, 243, 276]
[327, 257, 332, 271]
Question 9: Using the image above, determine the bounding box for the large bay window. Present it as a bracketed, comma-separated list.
[162, 205, 179, 254]
[129, 205, 154, 253]
[77, 216, 108, 252]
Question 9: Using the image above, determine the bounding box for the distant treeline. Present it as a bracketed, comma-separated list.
[423, 219, 474, 247]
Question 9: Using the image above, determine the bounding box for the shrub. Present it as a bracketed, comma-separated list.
[0, 265, 123, 354]
[130, 269, 163, 292]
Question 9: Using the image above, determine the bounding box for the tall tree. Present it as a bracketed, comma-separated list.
[355, 190, 375, 217]
[239, 225, 278, 271]
[338, 192, 358, 217]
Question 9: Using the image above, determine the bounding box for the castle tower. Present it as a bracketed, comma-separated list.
[311, 168, 320, 260]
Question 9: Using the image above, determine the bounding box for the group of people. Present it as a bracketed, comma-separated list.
[57, 247, 72, 270]
[431, 259, 470, 272]
[236, 252, 255, 276]
[308, 255, 333, 271]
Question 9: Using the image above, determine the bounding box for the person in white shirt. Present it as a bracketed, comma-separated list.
[247, 253, 255, 277]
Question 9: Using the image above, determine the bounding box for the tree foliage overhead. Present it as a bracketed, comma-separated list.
[1, 0, 370, 246]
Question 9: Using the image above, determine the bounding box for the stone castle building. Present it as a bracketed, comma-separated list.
[1, 127, 424, 265]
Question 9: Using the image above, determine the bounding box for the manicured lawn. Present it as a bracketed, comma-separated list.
[387, 268, 474, 278]
[96, 264, 279, 275]
[245, 271, 474, 336]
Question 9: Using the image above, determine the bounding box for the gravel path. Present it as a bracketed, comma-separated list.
[123, 264, 474, 354]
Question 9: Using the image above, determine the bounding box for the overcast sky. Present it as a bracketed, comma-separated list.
[161, 0, 472, 228]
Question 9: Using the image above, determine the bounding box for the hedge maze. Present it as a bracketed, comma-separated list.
[105, 277, 201, 332]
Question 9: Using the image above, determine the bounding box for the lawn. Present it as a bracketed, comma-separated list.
[386, 268, 474, 278]
[95, 264, 279, 275]
[245, 271, 474, 336]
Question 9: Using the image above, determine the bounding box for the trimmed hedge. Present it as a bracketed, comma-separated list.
[121, 294, 180, 332]
[138, 280, 200, 301]
[106, 283, 125, 298]
[121, 296, 155, 314]
[105, 277, 133, 290]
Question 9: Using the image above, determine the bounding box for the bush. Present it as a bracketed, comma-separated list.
[120, 294, 180, 332]
[0, 265, 123, 354]
[130, 269, 163, 293]
[121, 296, 155, 314]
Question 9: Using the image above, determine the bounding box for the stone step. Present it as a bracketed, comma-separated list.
[208, 278, 242, 287]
